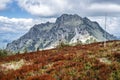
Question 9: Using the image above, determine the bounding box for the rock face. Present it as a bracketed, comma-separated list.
[6, 14, 117, 53]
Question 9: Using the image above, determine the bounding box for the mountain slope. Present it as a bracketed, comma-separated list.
[6, 14, 116, 53]
[1, 40, 120, 80]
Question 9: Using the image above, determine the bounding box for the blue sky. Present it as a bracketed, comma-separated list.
[0, 0, 120, 48]
[0, 0, 33, 18]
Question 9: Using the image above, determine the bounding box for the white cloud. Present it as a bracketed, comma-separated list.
[17, 0, 79, 16]
[16, 0, 120, 17]
[16, 0, 94, 17]
[0, 27, 15, 32]
[0, 16, 34, 33]
[0, 0, 12, 10]
[0, 0, 120, 17]
[0, 16, 56, 33]
[88, 3, 120, 13]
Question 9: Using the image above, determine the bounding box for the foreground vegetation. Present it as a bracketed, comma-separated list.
[0, 40, 120, 80]
[0, 49, 10, 57]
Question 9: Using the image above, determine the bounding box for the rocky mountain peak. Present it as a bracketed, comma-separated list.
[56, 14, 83, 24]
[6, 14, 117, 53]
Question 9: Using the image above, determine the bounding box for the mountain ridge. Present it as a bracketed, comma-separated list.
[6, 14, 117, 53]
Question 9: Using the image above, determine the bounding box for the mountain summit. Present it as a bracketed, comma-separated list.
[6, 14, 116, 53]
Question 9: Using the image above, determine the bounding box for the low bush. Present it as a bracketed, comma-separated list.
[56, 41, 70, 49]
[0, 49, 9, 57]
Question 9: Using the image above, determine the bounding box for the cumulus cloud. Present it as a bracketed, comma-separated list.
[87, 3, 120, 16]
[17, 0, 71, 16]
[0, 0, 12, 10]
[91, 0, 120, 4]
[0, 16, 34, 33]
[0, 16, 56, 33]
[16, 0, 120, 17]
[1, 0, 120, 17]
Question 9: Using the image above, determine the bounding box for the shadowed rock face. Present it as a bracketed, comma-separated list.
[6, 14, 117, 53]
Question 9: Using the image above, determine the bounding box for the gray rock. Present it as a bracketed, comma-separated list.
[6, 14, 117, 53]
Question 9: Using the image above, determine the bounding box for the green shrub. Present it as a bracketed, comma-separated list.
[24, 47, 28, 53]
[110, 70, 120, 80]
[0, 49, 9, 57]
[56, 41, 70, 49]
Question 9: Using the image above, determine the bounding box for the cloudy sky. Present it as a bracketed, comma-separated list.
[0, 0, 120, 48]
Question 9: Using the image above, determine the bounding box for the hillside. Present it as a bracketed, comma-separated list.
[6, 14, 117, 53]
[1, 40, 120, 80]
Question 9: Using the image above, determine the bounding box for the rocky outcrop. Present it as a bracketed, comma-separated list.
[6, 14, 117, 53]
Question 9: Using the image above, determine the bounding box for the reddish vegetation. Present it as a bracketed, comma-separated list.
[27, 74, 56, 80]
[0, 40, 120, 80]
